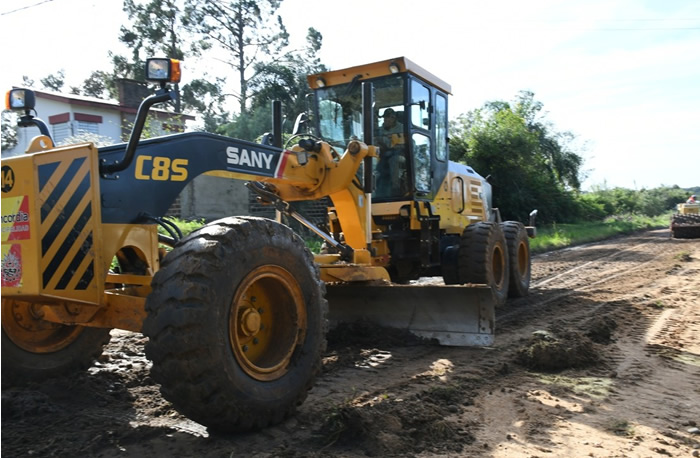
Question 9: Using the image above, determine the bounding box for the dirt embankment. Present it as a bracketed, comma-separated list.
[3, 229, 700, 457]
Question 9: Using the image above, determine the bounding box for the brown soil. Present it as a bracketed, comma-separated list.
[3, 229, 699, 457]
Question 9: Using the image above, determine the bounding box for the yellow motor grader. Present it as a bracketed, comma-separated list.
[1, 57, 535, 432]
[670, 200, 700, 238]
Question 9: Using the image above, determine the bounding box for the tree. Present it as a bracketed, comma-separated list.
[222, 27, 326, 140]
[114, 0, 227, 125]
[249, 28, 326, 119]
[120, 0, 186, 61]
[181, 76, 230, 132]
[70, 71, 112, 99]
[117, 0, 188, 111]
[182, 0, 290, 116]
[40, 70, 65, 92]
[450, 92, 585, 223]
[1, 110, 18, 152]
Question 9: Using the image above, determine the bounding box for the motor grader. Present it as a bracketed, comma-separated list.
[1, 57, 534, 432]
[670, 200, 700, 238]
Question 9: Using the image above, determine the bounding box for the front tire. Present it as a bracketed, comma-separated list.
[2, 298, 112, 383]
[458, 222, 510, 306]
[143, 217, 328, 433]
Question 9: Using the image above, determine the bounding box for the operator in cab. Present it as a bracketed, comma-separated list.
[375, 107, 407, 197]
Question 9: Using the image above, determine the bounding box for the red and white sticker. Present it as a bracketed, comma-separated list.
[2, 195, 31, 241]
[1, 244, 22, 287]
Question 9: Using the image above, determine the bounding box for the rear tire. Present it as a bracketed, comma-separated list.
[501, 221, 531, 298]
[2, 298, 111, 383]
[458, 222, 510, 306]
[143, 217, 327, 433]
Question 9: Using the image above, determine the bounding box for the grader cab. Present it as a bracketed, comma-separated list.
[1, 57, 534, 432]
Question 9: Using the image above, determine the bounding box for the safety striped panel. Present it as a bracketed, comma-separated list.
[38, 155, 97, 295]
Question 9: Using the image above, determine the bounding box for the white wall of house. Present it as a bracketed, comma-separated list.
[4, 94, 123, 156]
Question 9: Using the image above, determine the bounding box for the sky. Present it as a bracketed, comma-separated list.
[1, 0, 698, 191]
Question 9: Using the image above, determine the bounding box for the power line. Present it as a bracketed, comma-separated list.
[1, 0, 56, 16]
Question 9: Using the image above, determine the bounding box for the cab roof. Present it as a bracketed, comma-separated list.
[307, 57, 452, 94]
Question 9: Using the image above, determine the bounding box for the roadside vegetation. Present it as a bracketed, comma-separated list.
[161, 186, 684, 256]
[530, 212, 670, 253]
[528, 185, 693, 252]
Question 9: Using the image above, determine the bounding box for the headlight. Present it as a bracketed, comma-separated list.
[145, 58, 182, 83]
[5, 89, 36, 111]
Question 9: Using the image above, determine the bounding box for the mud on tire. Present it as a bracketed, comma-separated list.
[458, 222, 510, 306]
[143, 217, 328, 433]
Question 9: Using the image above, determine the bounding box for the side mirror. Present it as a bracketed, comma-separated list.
[529, 209, 538, 227]
[260, 132, 274, 146]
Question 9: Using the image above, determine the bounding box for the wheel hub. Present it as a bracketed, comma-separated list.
[239, 306, 262, 336]
[229, 265, 307, 382]
[2, 298, 83, 353]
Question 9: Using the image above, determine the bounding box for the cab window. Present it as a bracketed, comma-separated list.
[410, 80, 430, 129]
[413, 133, 431, 192]
[435, 93, 447, 161]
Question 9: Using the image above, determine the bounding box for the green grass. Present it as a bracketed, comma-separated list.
[529, 213, 670, 253]
[157, 217, 205, 238]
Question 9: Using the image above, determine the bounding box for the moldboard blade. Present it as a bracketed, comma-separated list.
[325, 284, 495, 346]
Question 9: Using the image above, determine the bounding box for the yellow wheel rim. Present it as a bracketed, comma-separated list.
[492, 244, 506, 288]
[516, 240, 530, 277]
[229, 266, 307, 381]
[2, 298, 83, 353]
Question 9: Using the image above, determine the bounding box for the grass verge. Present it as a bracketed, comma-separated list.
[529, 213, 670, 253]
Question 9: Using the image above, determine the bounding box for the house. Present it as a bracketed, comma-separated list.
[3, 79, 194, 156]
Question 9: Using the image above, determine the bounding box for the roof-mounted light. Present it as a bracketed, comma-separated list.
[315, 77, 326, 88]
[145, 58, 182, 84]
[388, 61, 400, 74]
[5, 88, 36, 112]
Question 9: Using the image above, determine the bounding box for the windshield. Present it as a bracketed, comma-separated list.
[314, 75, 408, 200]
[315, 82, 363, 147]
[314, 75, 405, 148]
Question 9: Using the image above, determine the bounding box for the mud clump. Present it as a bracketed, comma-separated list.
[585, 316, 618, 344]
[317, 385, 475, 456]
[516, 328, 600, 371]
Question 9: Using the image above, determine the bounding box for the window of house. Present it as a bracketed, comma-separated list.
[74, 113, 102, 136]
[49, 113, 71, 144]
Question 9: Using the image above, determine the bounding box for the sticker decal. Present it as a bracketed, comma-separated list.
[1, 196, 31, 241]
[1, 244, 22, 287]
[225, 145, 281, 177]
[1, 165, 15, 193]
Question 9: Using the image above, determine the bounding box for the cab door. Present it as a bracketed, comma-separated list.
[408, 78, 448, 200]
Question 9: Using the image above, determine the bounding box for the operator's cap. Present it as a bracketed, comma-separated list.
[380, 108, 396, 118]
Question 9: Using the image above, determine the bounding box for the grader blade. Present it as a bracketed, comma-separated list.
[325, 284, 495, 346]
[671, 213, 700, 239]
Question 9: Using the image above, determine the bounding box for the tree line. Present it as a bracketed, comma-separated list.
[2, 0, 694, 224]
[448, 91, 695, 223]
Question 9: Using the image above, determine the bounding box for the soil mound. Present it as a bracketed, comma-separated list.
[515, 328, 600, 371]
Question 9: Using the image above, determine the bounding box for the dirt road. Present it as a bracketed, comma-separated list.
[3, 229, 699, 457]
